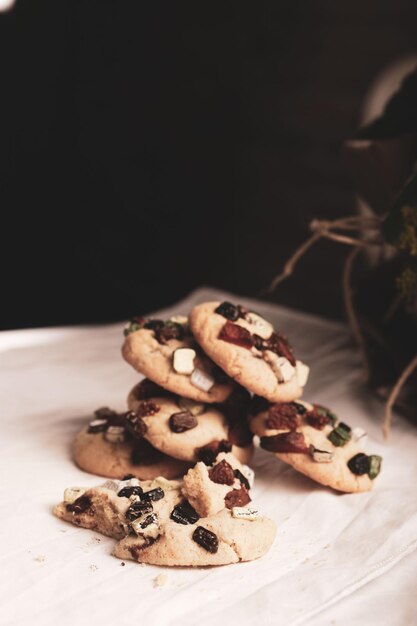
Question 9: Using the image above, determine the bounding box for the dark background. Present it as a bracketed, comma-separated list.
[1, 0, 417, 329]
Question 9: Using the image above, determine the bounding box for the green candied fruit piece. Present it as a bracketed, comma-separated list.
[328, 423, 352, 447]
[316, 406, 338, 427]
[368, 455, 382, 479]
[123, 321, 143, 336]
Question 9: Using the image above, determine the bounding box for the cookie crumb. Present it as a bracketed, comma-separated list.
[90, 564, 98, 572]
[120, 562, 126, 567]
[324, 543, 331, 549]
[34, 554, 46, 563]
[153, 574, 167, 588]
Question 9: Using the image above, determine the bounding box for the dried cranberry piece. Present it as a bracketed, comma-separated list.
[124, 411, 148, 438]
[66, 495, 93, 514]
[170, 501, 200, 525]
[233, 469, 250, 490]
[125, 501, 153, 521]
[135, 379, 167, 400]
[169, 411, 198, 433]
[209, 460, 235, 485]
[266, 403, 301, 430]
[215, 301, 240, 321]
[265, 332, 296, 366]
[224, 485, 251, 509]
[218, 321, 254, 350]
[227, 421, 253, 447]
[196, 440, 232, 465]
[136, 402, 160, 418]
[305, 407, 329, 430]
[192, 526, 219, 553]
[260, 431, 308, 453]
[249, 395, 270, 416]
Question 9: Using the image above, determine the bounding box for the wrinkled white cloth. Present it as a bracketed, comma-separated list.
[0, 287, 416, 626]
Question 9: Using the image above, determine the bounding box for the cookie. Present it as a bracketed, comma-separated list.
[73, 408, 190, 480]
[182, 452, 254, 517]
[126, 380, 254, 465]
[122, 315, 233, 403]
[189, 301, 309, 402]
[54, 475, 276, 567]
[250, 398, 382, 493]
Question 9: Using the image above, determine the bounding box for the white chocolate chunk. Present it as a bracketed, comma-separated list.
[151, 476, 183, 491]
[173, 348, 196, 374]
[190, 368, 215, 392]
[169, 315, 188, 325]
[88, 419, 107, 429]
[309, 444, 334, 463]
[264, 351, 295, 382]
[352, 427, 367, 443]
[131, 513, 160, 539]
[119, 478, 141, 488]
[245, 312, 274, 339]
[104, 426, 125, 444]
[178, 397, 206, 416]
[64, 487, 86, 504]
[241, 464, 255, 488]
[232, 507, 259, 521]
[295, 361, 309, 387]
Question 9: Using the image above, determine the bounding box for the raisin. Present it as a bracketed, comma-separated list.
[224, 485, 251, 509]
[266, 403, 300, 430]
[252, 333, 265, 350]
[264, 332, 296, 366]
[155, 321, 184, 344]
[215, 301, 240, 321]
[141, 487, 164, 502]
[196, 440, 232, 465]
[192, 526, 219, 553]
[124, 411, 148, 438]
[169, 411, 198, 433]
[135, 379, 167, 400]
[125, 501, 153, 521]
[249, 395, 270, 416]
[170, 501, 200, 525]
[260, 431, 308, 453]
[233, 469, 250, 490]
[209, 460, 235, 485]
[66, 495, 93, 514]
[117, 486, 144, 498]
[347, 453, 370, 476]
[228, 421, 253, 447]
[137, 402, 160, 418]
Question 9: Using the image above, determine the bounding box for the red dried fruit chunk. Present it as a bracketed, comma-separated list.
[208, 459, 235, 485]
[305, 408, 329, 430]
[136, 402, 160, 417]
[224, 485, 251, 509]
[260, 431, 308, 453]
[218, 321, 254, 350]
[265, 332, 296, 366]
[197, 440, 232, 465]
[266, 403, 301, 430]
[135, 379, 167, 400]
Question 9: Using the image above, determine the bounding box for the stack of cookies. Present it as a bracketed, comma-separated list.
[58, 300, 382, 567]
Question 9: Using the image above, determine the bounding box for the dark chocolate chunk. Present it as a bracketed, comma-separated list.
[170, 501, 200, 525]
[124, 411, 148, 438]
[94, 407, 116, 420]
[143, 319, 165, 332]
[224, 485, 251, 509]
[233, 468, 250, 490]
[347, 453, 370, 476]
[117, 486, 144, 499]
[209, 459, 235, 485]
[192, 526, 219, 553]
[169, 411, 198, 433]
[66, 495, 93, 514]
[139, 513, 158, 529]
[141, 487, 164, 502]
[292, 401, 307, 415]
[215, 301, 240, 321]
[125, 501, 153, 521]
[155, 321, 184, 344]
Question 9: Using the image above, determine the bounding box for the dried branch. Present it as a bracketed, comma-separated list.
[384, 354, 417, 438]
